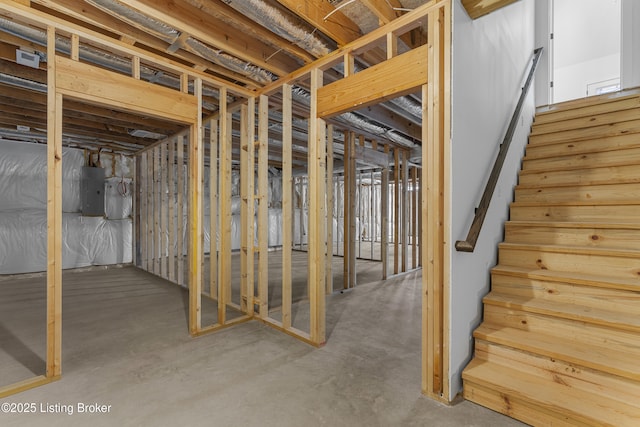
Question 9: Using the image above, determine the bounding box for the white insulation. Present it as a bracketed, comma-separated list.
[0, 140, 133, 274]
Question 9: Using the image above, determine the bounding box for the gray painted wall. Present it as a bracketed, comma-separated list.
[449, 0, 535, 400]
[622, 0, 640, 89]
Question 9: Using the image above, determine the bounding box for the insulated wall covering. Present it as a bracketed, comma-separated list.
[0, 139, 133, 274]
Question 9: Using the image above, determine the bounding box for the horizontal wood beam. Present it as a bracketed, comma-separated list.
[317, 44, 428, 118]
[55, 56, 198, 124]
[353, 144, 390, 167]
[461, 0, 520, 19]
[274, 0, 361, 46]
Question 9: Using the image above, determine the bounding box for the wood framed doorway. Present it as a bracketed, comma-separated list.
[0, 4, 226, 395]
[257, 0, 452, 402]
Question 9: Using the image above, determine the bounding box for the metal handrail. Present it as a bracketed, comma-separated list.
[455, 47, 543, 252]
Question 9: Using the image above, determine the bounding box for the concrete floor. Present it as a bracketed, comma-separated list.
[0, 266, 524, 427]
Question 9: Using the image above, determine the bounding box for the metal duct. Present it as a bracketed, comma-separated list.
[223, 0, 330, 58]
[290, 87, 417, 149]
[84, 0, 273, 84]
[85, 0, 178, 40]
[0, 73, 46, 93]
[184, 38, 272, 85]
[0, 18, 226, 104]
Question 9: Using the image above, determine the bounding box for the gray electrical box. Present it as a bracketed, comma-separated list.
[81, 166, 105, 216]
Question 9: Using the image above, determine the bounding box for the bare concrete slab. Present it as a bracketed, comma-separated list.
[0, 266, 523, 426]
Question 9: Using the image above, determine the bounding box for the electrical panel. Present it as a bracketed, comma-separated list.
[81, 166, 105, 216]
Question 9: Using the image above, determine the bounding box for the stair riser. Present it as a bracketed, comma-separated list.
[473, 340, 640, 407]
[490, 275, 640, 314]
[509, 204, 640, 223]
[523, 146, 640, 172]
[529, 119, 640, 146]
[514, 183, 640, 203]
[519, 164, 640, 188]
[498, 246, 640, 281]
[463, 381, 584, 427]
[531, 108, 640, 136]
[534, 96, 640, 126]
[525, 133, 640, 158]
[504, 224, 640, 251]
[483, 305, 640, 352]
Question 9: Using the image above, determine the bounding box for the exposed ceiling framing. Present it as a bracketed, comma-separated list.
[0, 0, 431, 162]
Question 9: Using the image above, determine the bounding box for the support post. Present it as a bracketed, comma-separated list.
[218, 87, 231, 324]
[257, 94, 269, 319]
[326, 124, 334, 294]
[423, 2, 451, 401]
[240, 105, 250, 314]
[308, 67, 326, 345]
[282, 86, 293, 326]
[168, 139, 175, 282]
[188, 78, 203, 335]
[393, 148, 400, 275]
[240, 100, 254, 314]
[208, 120, 218, 298]
[402, 149, 408, 272]
[381, 145, 389, 280]
[46, 26, 62, 379]
[177, 135, 185, 286]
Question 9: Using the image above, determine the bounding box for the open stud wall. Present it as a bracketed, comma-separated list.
[0, 0, 451, 403]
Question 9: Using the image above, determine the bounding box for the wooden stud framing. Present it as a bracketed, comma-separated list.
[140, 152, 148, 270]
[188, 78, 204, 335]
[386, 32, 398, 60]
[343, 131, 357, 289]
[218, 87, 231, 324]
[418, 167, 423, 268]
[154, 146, 161, 275]
[46, 25, 62, 380]
[168, 138, 176, 282]
[309, 67, 327, 344]
[132, 56, 141, 79]
[177, 135, 185, 286]
[411, 165, 418, 269]
[161, 142, 168, 278]
[402, 149, 409, 272]
[55, 57, 197, 123]
[326, 124, 334, 294]
[2, 0, 451, 401]
[381, 145, 389, 279]
[257, 94, 269, 319]
[423, 1, 451, 401]
[240, 98, 255, 315]
[147, 150, 154, 273]
[282, 85, 293, 326]
[393, 148, 400, 275]
[209, 118, 219, 300]
[317, 45, 428, 118]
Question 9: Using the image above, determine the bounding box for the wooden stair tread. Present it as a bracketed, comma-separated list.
[463, 358, 640, 427]
[533, 95, 640, 126]
[531, 108, 640, 137]
[483, 292, 640, 332]
[519, 162, 640, 181]
[473, 324, 640, 380]
[511, 199, 640, 207]
[529, 119, 640, 146]
[524, 134, 640, 157]
[535, 88, 640, 117]
[505, 220, 640, 230]
[492, 265, 640, 292]
[499, 242, 640, 258]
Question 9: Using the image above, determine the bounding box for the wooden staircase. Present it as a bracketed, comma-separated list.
[462, 89, 640, 426]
